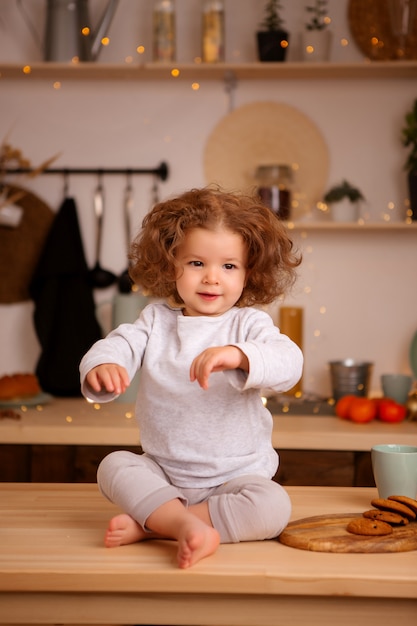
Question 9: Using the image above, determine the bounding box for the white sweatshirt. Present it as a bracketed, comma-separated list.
[80, 303, 303, 488]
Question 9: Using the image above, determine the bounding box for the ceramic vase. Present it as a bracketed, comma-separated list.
[330, 199, 360, 222]
[301, 29, 332, 62]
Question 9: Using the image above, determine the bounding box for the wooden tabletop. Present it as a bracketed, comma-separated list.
[0, 396, 416, 450]
[0, 483, 416, 625]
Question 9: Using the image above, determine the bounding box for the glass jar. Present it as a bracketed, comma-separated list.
[255, 164, 293, 220]
[202, 0, 225, 63]
[153, 0, 176, 63]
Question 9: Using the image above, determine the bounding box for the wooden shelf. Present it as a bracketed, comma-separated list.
[1, 60, 417, 81]
[286, 221, 417, 232]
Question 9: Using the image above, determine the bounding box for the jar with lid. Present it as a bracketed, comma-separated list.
[153, 0, 176, 63]
[255, 164, 293, 220]
[202, 1, 225, 63]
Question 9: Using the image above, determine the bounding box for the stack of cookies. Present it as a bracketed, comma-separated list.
[347, 495, 417, 536]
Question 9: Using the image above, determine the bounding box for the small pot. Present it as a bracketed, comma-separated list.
[330, 199, 360, 223]
[256, 30, 289, 62]
[301, 29, 332, 63]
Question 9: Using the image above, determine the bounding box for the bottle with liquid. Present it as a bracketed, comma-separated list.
[202, 0, 225, 63]
[153, 0, 176, 63]
[255, 164, 293, 220]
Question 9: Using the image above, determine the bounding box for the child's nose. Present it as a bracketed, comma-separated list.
[203, 267, 219, 284]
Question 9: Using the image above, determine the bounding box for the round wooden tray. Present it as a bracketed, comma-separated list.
[279, 513, 417, 553]
[204, 101, 329, 210]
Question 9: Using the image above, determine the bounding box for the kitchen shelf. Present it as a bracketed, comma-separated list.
[1, 60, 417, 81]
[286, 221, 417, 232]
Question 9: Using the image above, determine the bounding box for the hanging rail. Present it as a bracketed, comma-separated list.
[2, 161, 169, 181]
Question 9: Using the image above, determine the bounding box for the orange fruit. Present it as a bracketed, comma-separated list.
[377, 399, 407, 423]
[335, 394, 356, 419]
[349, 397, 377, 423]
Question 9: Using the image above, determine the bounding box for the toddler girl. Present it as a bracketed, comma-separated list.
[80, 187, 303, 568]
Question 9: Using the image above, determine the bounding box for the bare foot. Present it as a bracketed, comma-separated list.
[176, 518, 220, 569]
[104, 513, 149, 548]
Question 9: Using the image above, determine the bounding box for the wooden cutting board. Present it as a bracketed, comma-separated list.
[278, 513, 417, 553]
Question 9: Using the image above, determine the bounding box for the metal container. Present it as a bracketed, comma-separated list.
[329, 359, 373, 401]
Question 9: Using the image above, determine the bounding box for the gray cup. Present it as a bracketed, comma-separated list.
[329, 359, 373, 401]
[372, 444, 417, 499]
[381, 374, 412, 404]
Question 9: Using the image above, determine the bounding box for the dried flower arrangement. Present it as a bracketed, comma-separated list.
[0, 136, 58, 215]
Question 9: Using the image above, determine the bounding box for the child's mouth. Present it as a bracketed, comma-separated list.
[198, 292, 219, 301]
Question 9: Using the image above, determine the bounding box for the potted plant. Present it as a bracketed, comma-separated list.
[301, 1, 332, 63]
[256, 0, 289, 62]
[402, 98, 417, 220]
[323, 180, 365, 222]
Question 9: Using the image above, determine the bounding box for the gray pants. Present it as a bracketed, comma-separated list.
[97, 451, 291, 543]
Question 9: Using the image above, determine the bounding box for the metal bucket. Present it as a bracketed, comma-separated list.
[329, 359, 373, 401]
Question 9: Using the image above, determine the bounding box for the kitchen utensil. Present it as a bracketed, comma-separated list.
[118, 175, 134, 294]
[151, 174, 161, 206]
[17, 0, 120, 62]
[89, 177, 116, 289]
[278, 513, 417, 553]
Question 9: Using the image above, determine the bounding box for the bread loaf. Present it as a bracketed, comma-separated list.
[0, 373, 41, 400]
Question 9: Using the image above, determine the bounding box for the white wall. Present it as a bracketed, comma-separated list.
[0, 0, 416, 397]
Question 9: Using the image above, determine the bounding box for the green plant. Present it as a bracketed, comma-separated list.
[402, 98, 417, 174]
[259, 0, 285, 31]
[305, 0, 329, 31]
[323, 180, 365, 204]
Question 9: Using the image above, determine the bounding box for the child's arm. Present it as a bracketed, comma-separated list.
[190, 346, 249, 390]
[86, 363, 130, 396]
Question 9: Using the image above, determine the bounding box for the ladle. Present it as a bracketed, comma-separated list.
[89, 176, 116, 289]
[118, 174, 134, 293]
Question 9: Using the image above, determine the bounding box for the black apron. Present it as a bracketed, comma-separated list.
[29, 197, 102, 396]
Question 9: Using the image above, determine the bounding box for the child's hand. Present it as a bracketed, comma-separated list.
[86, 363, 130, 396]
[190, 346, 249, 390]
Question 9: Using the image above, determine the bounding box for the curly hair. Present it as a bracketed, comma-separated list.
[129, 187, 301, 307]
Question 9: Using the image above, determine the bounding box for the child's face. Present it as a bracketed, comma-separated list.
[175, 227, 248, 317]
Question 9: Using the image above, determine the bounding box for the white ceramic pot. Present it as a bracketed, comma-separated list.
[330, 199, 360, 222]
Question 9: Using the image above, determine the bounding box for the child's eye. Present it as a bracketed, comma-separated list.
[224, 263, 236, 270]
[189, 260, 203, 267]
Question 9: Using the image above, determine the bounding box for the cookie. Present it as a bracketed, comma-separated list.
[371, 498, 416, 520]
[347, 517, 393, 536]
[362, 509, 409, 525]
[387, 495, 417, 515]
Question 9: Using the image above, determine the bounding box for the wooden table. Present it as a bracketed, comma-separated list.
[1, 396, 416, 450]
[0, 483, 416, 625]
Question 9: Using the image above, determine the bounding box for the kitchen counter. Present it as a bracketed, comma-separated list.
[0, 396, 415, 450]
[0, 483, 415, 625]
